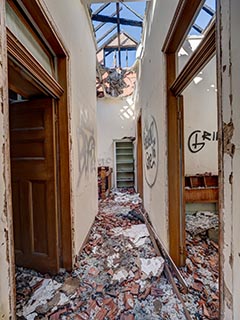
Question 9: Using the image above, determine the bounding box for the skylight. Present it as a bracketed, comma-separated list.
[90, 2, 146, 68]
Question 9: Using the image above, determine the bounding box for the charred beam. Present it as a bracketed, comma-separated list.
[122, 3, 143, 20]
[116, 2, 121, 67]
[192, 23, 203, 34]
[202, 4, 215, 17]
[92, 3, 110, 15]
[95, 8, 123, 32]
[97, 25, 117, 43]
[92, 14, 143, 27]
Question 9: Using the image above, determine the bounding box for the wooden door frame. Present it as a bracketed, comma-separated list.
[137, 113, 143, 198]
[6, 0, 72, 271]
[162, 0, 216, 266]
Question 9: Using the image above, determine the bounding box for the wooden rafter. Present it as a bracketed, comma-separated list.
[92, 14, 143, 27]
[95, 7, 122, 32]
[122, 3, 143, 20]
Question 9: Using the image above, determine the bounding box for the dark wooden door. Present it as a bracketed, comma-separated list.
[10, 98, 59, 274]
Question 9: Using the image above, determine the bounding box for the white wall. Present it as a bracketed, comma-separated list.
[43, 0, 98, 257]
[97, 96, 135, 186]
[183, 56, 218, 175]
[218, 0, 240, 318]
[134, 0, 178, 248]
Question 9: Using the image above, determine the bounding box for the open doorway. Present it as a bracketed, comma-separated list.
[163, 0, 219, 317]
[179, 56, 219, 318]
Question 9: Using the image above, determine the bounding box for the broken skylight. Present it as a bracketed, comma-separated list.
[90, 2, 146, 68]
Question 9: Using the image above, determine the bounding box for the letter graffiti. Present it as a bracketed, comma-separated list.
[77, 127, 96, 187]
[143, 115, 159, 187]
[98, 157, 112, 167]
[188, 129, 218, 153]
[144, 120, 157, 170]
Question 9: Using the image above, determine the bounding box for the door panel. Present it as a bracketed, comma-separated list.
[10, 98, 59, 273]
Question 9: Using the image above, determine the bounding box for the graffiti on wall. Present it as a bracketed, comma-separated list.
[98, 157, 112, 167]
[77, 110, 96, 187]
[188, 130, 218, 153]
[143, 115, 159, 187]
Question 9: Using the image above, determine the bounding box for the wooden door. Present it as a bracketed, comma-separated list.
[10, 98, 59, 274]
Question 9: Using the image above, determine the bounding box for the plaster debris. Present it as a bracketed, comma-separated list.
[186, 211, 219, 236]
[16, 190, 190, 319]
[112, 269, 129, 282]
[180, 211, 219, 319]
[113, 223, 149, 247]
[140, 257, 164, 279]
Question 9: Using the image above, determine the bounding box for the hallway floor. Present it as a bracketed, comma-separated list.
[16, 191, 218, 319]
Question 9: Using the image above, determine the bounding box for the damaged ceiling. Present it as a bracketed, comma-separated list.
[89, 1, 146, 98]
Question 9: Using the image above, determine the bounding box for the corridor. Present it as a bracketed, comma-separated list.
[16, 190, 218, 320]
[1, 0, 239, 319]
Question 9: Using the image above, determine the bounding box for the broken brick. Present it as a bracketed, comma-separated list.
[120, 313, 135, 320]
[124, 293, 134, 310]
[88, 267, 99, 277]
[95, 307, 108, 320]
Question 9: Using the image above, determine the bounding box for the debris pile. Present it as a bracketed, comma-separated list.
[96, 67, 136, 98]
[16, 190, 187, 319]
[180, 211, 219, 319]
[186, 211, 218, 237]
[16, 192, 219, 320]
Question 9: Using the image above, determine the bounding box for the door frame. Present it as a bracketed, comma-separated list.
[6, 0, 72, 271]
[137, 113, 143, 198]
[162, 0, 216, 266]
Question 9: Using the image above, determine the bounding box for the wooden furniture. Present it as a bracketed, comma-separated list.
[98, 166, 113, 199]
[185, 174, 218, 203]
[114, 139, 134, 188]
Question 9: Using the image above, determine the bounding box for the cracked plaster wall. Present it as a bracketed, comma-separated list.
[42, 0, 98, 257]
[134, 0, 179, 249]
[0, 2, 15, 319]
[218, 0, 240, 318]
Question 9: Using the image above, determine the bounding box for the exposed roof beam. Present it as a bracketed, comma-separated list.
[202, 4, 215, 16]
[192, 23, 203, 33]
[86, 0, 148, 3]
[92, 14, 143, 27]
[104, 46, 137, 57]
[95, 7, 122, 32]
[97, 31, 121, 52]
[122, 3, 143, 20]
[93, 3, 110, 15]
[116, 2, 121, 67]
[97, 25, 117, 43]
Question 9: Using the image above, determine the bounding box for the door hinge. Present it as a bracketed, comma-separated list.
[179, 246, 184, 255]
[177, 111, 182, 120]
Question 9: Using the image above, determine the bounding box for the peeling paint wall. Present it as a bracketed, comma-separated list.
[134, 0, 178, 248]
[0, 1, 15, 318]
[218, 0, 240, 318]
[43, 0, 97, 257]
[97, 96, 135, 186]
